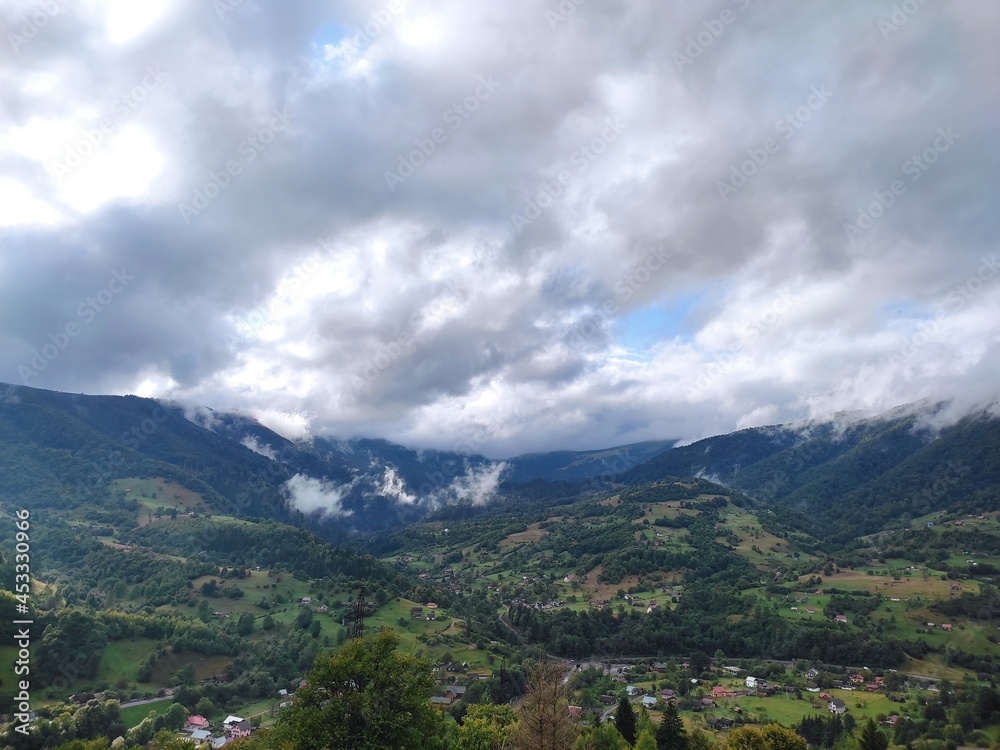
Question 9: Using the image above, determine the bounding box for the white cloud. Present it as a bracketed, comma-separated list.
[0, 0, 997, 455]
[241, 435, 277, 459]
[282, 473, 352, 517]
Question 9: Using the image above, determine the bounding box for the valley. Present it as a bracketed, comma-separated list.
[0, 385, 998, 748]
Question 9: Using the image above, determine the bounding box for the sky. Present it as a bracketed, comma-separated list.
[1, 0, 999, 458]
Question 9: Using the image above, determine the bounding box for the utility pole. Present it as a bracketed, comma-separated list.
[352, 586, 366, 639]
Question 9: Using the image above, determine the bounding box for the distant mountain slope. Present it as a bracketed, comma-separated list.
[625, 405, 1000, 543]
[0, 383, 677, 534]
[502, 440, 677, 483]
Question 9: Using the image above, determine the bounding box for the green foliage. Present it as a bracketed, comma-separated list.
[455, 703, 519, 750]
[575, 723, 630, 749]
[260, 629, 443, 750]
[718, 723, 806, 750]
[36, 610, 108, 687]
[655, 703, 686, 750]
[615, 696, 637, 746]
[858, 718, 889, 750]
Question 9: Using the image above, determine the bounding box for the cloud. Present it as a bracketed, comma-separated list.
[241, 435, 276, 459]
[378, 465, 417, 505]
[0, 0, 997, 455]
[282, 473, 352, 518]
[429, 460, 508, 507]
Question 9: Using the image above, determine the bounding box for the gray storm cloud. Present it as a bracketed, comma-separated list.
[0, 0, 997, 453]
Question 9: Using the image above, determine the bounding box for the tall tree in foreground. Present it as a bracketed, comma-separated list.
[858, 718, 889, 750]
[615, 696, 638, 746]
[263, 628, 444, 749]
[513, 662, 579, 750]
[655, 703, 686, 750]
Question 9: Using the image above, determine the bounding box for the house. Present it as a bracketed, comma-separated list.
[228, 720, 252, 739]
[835, 615, 848, 624]
[222, 716, 245, 729]
[446, 685, 467, 701]
[828, 699, 847, 715]
[701, 698, 716, 707]
[568, 706, 583, 718]
[626, 685, 643, 697]
[653, 662, 669, 672]
[711, 686, 731, 699]
[805, 668, 820, 680]
[211, 738, 228, 749]
[599, 695, 617, 705]
[661, 689, 676, 703]
[722, 666, 742, 676]
[851, 674, 865, 684]
[806, 608, 816, 614]
[190, 730, 212, 742]
[426, 602, 438, 609]
[299, 597, 312, 605]
[187, 716, 210, 730]
[431, 696, 453, 709]
[711, 717, 734, 729]
[882, 715, 899, 726]
[819, 692, 832, 700]
[745, 676, 759, 689]
[941, 623, 953, 631]
[642, 696, 658, 709]
[411, 607, 424, 619]
[317, 604, 329, 613]
[564, 574, 574, 583]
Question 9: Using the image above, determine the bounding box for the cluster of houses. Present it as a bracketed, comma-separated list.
[430, 684, 468, 709]
[183, 715, 252, 746]
[296, 596, 331, 614]
[511, 597, 566, 611]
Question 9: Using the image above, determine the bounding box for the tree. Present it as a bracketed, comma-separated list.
[194, 697, 217, 718]
[265, 628, 444, 749]
[635, 730, 657, 750]
[237, 613, 255, 636]
[858, 718, 889, 750]
[512, 662, 579, 750]
[574, 723, 630, 749]
[718, 724, 805, 750]
[176, 663, 196, 685]
[655, 703, 686, 750]
[615, 696, 637, 746]
[456, 703, 520, 750]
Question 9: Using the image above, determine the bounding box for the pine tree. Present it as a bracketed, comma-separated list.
[858, 718, 889, 750]
[513, 662, 579, 750]
[615, 696, 637, 746]
[655, 703, 687, 750]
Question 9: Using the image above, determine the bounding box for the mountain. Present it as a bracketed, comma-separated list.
[0, 383, 674, 534]
[624, 404, 1000, 544]
[4, 381, 998, 543]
